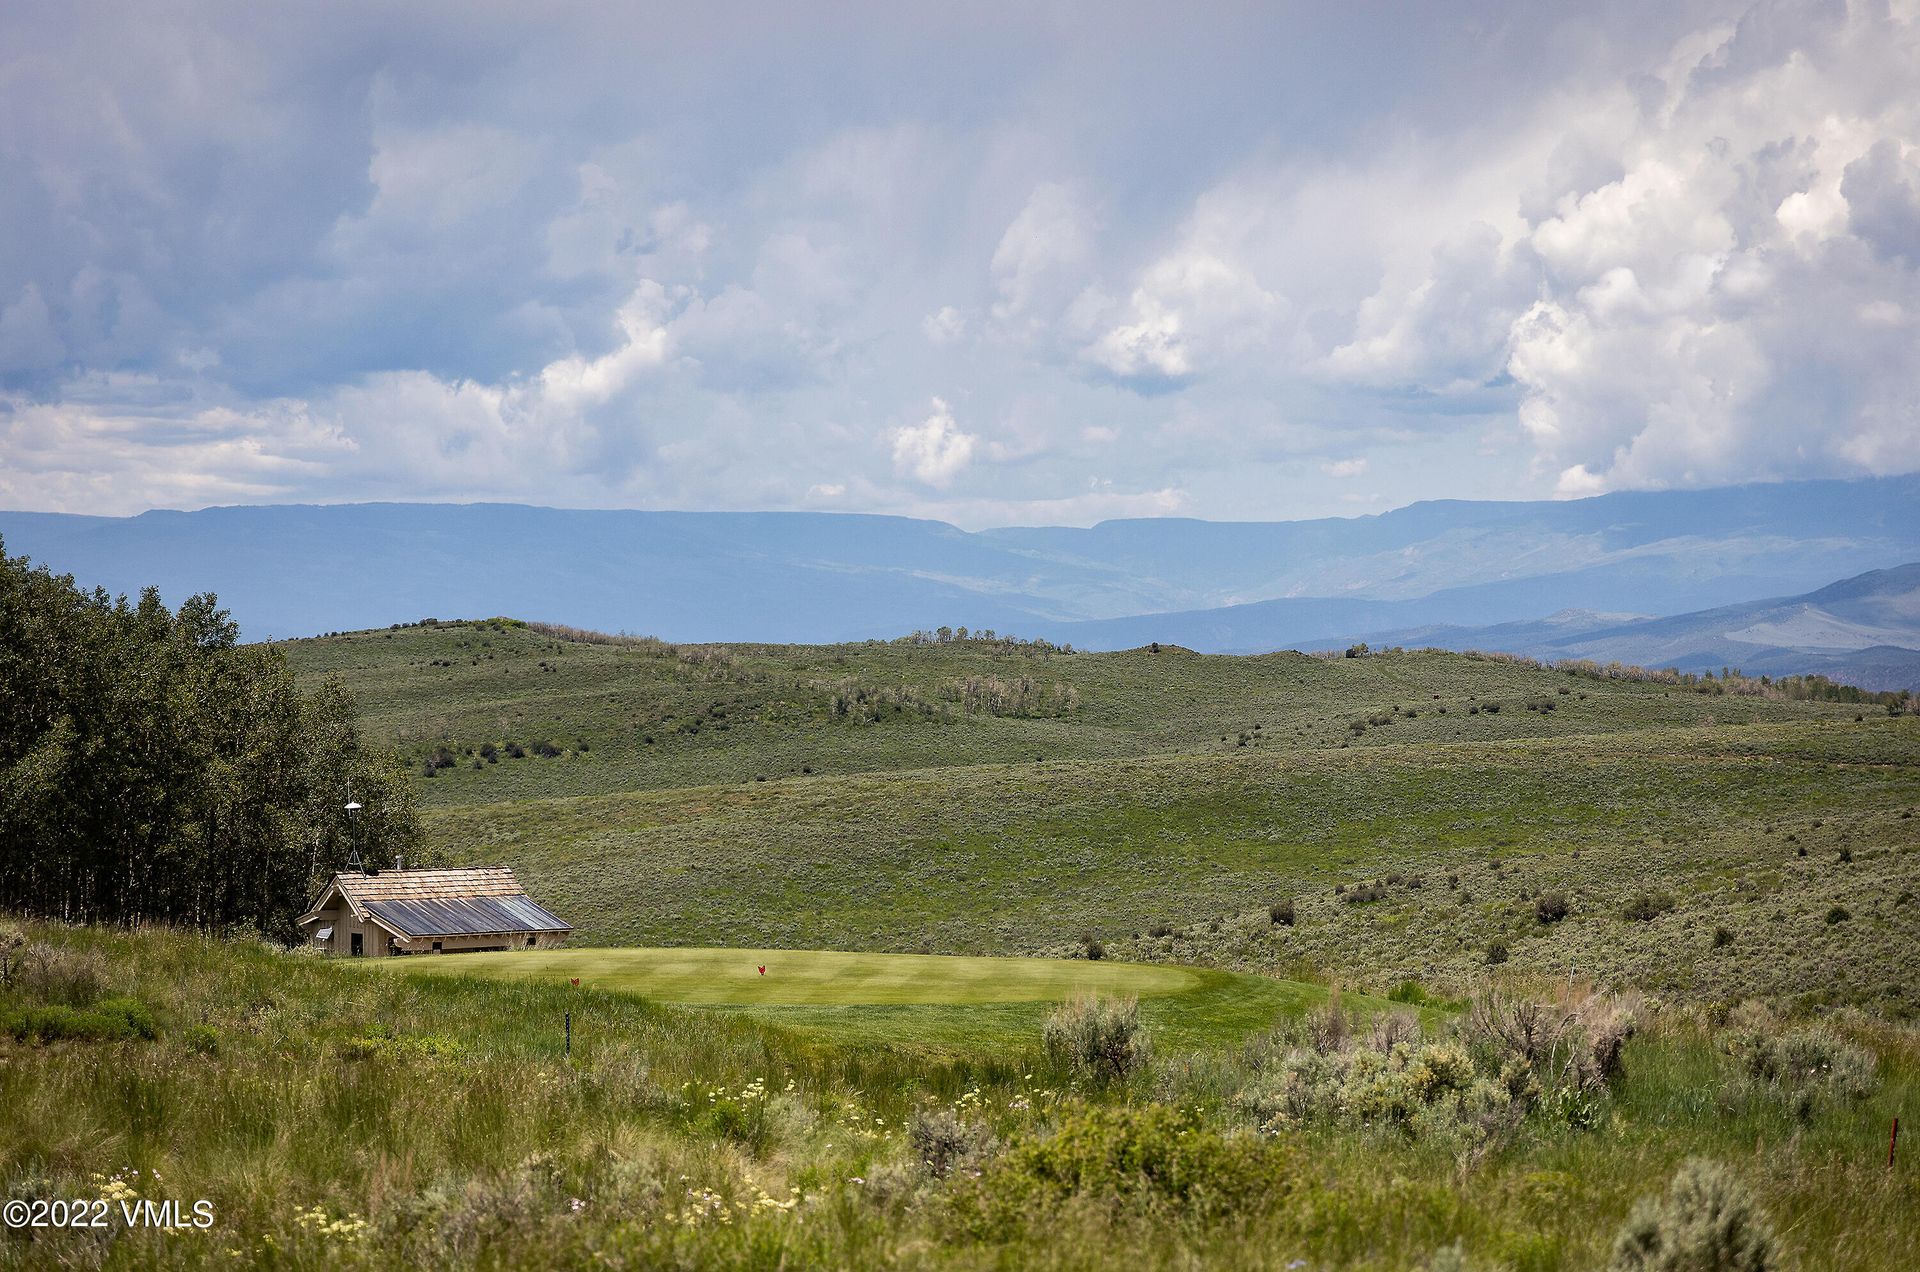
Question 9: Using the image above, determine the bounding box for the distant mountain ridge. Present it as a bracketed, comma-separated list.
[0, 477, 1916, 665]
[1317, 563, 1920, 692]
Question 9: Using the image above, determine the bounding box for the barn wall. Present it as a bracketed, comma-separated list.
[307, 907, 398, 958]
[396, 931, 569, 955]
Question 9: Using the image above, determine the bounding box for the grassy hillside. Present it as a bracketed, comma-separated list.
[426, 720, 1920, 1012]
[284, 619, 1870, 806]
[283, 620, 1920, 1015]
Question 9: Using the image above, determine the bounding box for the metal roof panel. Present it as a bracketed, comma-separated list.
[362, 894, 571, 938]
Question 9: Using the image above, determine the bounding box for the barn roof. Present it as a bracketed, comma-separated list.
[298, 866, 571, 938]
[336, 866, 525, 903]
[363, 894, 570, 938]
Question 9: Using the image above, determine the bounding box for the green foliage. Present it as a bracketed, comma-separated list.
[1623, 891, 1677, 922]
[0, 540, 420, 936]
[950, 1104, 1286, 1234]
[1610, 1159, 1778, 1272]
[0, 994, 157, 1043]
[341, 1025, 469, 1062]
[1042, 994, 1150, 1082]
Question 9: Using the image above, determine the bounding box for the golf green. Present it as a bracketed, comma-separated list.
[372, 946, 1384, 1051]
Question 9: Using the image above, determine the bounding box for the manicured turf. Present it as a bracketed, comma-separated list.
[379, 946, 1203, 1004]
[372, 945, 1364, 1049]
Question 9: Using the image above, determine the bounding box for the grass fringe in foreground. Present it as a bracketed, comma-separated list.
[1, 923, 1915, 1270]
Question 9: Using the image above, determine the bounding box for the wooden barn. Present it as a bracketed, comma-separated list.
[297, 866, 571, 957]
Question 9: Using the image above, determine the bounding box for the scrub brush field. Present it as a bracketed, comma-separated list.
[285, 618, 1877, 806]
[285, 621, 1920, 1015]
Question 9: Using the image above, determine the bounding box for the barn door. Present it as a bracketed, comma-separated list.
[350, 932, 364, 956]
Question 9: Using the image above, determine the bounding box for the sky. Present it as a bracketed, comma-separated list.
[2, 0, 1918, 527]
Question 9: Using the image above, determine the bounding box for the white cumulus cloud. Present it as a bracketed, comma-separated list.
[890, 398, 978, 486]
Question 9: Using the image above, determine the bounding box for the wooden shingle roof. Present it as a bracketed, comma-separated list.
[334, 867, 524, 903]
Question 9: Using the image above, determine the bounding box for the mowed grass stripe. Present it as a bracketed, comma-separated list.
[368, 946, 1375, 1050]
[375, 946, 1202, 1005]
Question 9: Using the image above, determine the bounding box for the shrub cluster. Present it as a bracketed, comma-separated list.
[941, 676, 1080, 718]
[1717, 1004, 1877, 1119]
[908, 1107, 997, 1180]
[949, 1104, 1284, 1236]
[1462, 990, 1638, 1108]
[1235, 1021, 1511, 1160]
[1041, 995, 1151, 1083]
[1230, 990, 1636, 1166]
[1622, 890, 1677, 922]
[1610, 1158, 1778, 1271]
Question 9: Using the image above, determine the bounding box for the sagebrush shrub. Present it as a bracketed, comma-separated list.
[1719, 1007, 1877, 1116]
[1233, 1007, 1521, 1162]
[1042, 995, 1150, 1082]
[1623, 891, 1676, 922]
[1462, 989, 1636, 1099]
[951, 1104, 1284, 1236]
[908, 1106, 995, 1179]
[1609, 1158, 1777, 1272]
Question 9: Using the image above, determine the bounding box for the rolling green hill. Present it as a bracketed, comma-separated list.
[285, 618, 1875, 805]
[283, 620, 1920, 1015]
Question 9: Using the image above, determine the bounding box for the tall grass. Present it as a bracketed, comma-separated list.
[1, 923, 1915, 1270]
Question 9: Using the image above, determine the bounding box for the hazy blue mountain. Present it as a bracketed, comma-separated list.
[1330, 564, 1920, 691]
[1, 475, 1916, 645]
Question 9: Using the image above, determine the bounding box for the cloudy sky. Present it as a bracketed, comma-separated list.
[3, 1, 1918, 525]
